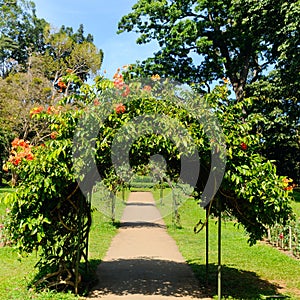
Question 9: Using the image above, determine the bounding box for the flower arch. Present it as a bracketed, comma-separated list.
[2, 70, 293, 293]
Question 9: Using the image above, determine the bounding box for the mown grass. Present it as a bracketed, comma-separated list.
[292, 190, 300, 218]
[0, 188, 124, 300]
[153, 189, 300, 300]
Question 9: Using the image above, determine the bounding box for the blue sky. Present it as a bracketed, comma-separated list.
[34, 0, 158, 78]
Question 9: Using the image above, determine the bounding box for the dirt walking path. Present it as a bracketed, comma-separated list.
[88, 191, 212, 300]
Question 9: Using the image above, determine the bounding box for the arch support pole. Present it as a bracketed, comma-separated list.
[217, 199, 222, 300]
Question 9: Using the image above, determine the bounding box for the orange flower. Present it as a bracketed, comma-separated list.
[115, 103, 126, 114]
[26, 153, 34, 161]
[11, 138, 20, 148]
[50, 132, 58, 139]
[30, 106, 44, 117]
[13, 157, 21, 166]
[47, 106, 59, 114]
[151, 74, 160, 81]
[94, 99, 100, 106]
[143, 85, 152, 92]
[57, 78, 67, 93]
[18, 139, 29, 149]
[113, 72, 124, 89]
[223, 77, 229, 84]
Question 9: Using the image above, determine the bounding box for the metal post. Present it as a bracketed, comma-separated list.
[160, 184, 163, 205]
[206, 205, 209, 287]
[217, 199, 222, 300]
[122, 187, 125, 203]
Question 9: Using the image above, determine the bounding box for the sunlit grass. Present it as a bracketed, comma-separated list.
[153, 189, 300, 299]
[0, 187, 125, 300]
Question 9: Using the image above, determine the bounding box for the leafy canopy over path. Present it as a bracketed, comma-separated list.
[2, 70, 294, 293]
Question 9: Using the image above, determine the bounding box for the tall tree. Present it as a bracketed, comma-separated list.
[0, 2, 103, 143]
[118, 0, 300, 182]
[0, 0, 48, 77]
[118, 0, 300, 102]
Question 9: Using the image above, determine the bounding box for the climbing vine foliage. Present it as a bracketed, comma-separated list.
[2, 70, 294, 293]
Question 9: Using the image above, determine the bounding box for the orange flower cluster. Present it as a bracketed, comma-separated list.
[113, 70, 130, 97]
[94, 98, 100, 106]
[57, 78, 67, 93]
[113, 71, 125, 89]
[47, 105, 61, 115]
[50, 131, 58, 140]
[30, 106, 43, 117]
[143, 85, 152, 92]
[30, 105, 62, 118]
[115, 103, 126, 114]
[151, 74, 161, 81]
[282, 177, 294, 191]
[5, 138, 34, 168]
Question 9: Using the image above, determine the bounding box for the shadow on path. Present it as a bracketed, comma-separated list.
[89, 258, 209, 298]
[120, 221, 166, 229]
[188, 261, 286, 299]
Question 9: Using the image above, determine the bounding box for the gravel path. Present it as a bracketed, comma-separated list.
[88, 192, 211, 300]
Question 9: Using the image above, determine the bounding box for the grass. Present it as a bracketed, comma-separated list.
[0, 188, 124, 300]
[153, 189, 300, 300]
[1, 186, 299, 299]
[291, 190, 300, 218]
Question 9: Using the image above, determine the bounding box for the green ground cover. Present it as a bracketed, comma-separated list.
[292, 190, 300, 218]
[153, 189, 300, 300]
[0, 188, 123, 300]
[1, 187, 299, 299]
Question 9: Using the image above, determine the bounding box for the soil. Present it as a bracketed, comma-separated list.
[87, 191, 212, 300]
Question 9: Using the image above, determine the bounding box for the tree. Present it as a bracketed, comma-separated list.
[118, 0, 300, 102]
[0, 0, 48, 77]
[42, 25, 103, 98]
[0, 54, 52, 141]
[118, 0, 300, 183]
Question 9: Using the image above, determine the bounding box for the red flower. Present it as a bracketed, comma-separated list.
[115, 103, 126, 114]
[50, 132, 58, 139]
[240, 142, 247, 151]
[13, 157, 21, 166]
[26, 153, 34, 161]
[279, 233, 284, 240]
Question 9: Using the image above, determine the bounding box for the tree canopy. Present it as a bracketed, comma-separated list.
[0, 0, 103, 156]
[118, 0, 300, 182]
[118, 0, 300, 101]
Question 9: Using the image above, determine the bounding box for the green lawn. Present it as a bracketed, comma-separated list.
[0, 188, 123, 300]
[1, 187, 299, 299]
[153, 189, 300, 300]
[292, 190, 300, 218]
